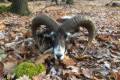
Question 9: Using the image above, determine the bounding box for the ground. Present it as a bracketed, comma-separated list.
[0, 0, 120, 80]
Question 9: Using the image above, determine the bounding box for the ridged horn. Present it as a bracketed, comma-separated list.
[31, 14, 58, 53]
[31, 14, 58, 38]
[61, 15, 96, 53]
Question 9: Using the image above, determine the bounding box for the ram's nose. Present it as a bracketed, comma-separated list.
[56, 54, 62, 60]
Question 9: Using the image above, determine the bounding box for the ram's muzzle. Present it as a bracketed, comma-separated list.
[50, 29, 67, 60]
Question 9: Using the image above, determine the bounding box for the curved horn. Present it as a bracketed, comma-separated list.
[61, 15, 96, 53]
[31, 14, 58, 53]
[31, 14, 58, 38]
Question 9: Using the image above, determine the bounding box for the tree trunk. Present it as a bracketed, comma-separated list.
[52, 0, 59, 5]
[66, 0, 74, 5]
[0, 0, 8, 3]
[10, 0, 30, 15]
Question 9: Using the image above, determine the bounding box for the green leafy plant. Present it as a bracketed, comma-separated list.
[0, 5, 10, 13]
[36, 64, 46, 73]
[14, 62, 46, 78]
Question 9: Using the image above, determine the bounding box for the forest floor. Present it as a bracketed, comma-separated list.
[0, 0, 120, 80]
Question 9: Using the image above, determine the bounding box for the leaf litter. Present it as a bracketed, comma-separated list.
[0, 0, 120, 79]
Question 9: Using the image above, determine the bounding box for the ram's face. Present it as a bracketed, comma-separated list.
[51, 31, 67, 60]
[32, 15, 96, 62]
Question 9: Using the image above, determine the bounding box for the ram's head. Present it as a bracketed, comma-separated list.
[31, 14, 95, 60]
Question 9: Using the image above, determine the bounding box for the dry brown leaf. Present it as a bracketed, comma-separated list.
[0, 62, 4, 77]
[32, 76, 40, 80]
[19, 45, 28, 55]
[23, 30, 32, 38]
[111, 70, 120, 80]
[10, 32, 16, 39]
[33, 74, 51, 80]
[77, 55, 93, 61]
[35, 51, 52, 64]
[62, 55, 76, 66]
[81, 68, 93, 79]
[93, 76, 103, 80]
[0, 21, 5, 32]
[4, 58, 18, 74]
[96, 34, 112, 42]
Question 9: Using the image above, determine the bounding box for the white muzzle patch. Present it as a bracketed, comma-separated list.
[53, 45, 65, 60]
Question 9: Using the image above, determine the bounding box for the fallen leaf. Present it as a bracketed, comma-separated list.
[112, 69, 120, 80]
[62, 55, 76, 66]
[4, 60, 17, 74]
[81, 68, 93, 79]
[0, 21, 5, 32]
[0, 62, 4, 77]
[96, 34, 112, 42]
[16, 75, 31, 80]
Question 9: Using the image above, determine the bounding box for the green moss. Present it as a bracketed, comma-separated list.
[14, 62, 46, 78]
[37, 64, 46, 73]
[0, 5, 10, 13]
